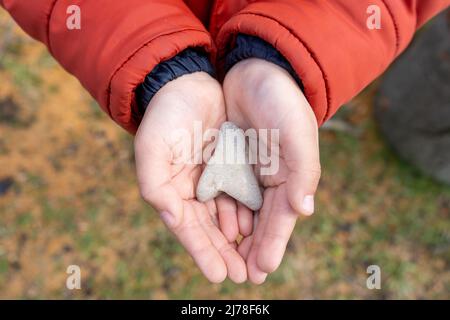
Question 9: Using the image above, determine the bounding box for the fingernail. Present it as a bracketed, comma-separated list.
[302, 195, 315, 216]
[160, 211, 176, 228]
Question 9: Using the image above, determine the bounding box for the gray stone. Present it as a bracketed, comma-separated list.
[374, 10, 450, 185]
[196, 122, 263, 211]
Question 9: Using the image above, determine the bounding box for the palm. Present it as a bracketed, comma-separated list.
[224, 59, 321, 283]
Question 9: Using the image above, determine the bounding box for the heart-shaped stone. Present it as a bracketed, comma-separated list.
[196, 122, 263, 211]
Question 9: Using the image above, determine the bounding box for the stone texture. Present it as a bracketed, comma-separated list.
[374, 10, 450, 185]
[196, 122, 263, 211]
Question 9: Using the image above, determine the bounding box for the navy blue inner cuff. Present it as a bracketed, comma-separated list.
[225, 34, 304, 90]
[136, 48, 215, 113]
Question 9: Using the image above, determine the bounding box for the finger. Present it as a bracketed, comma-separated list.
[237, 202, 253, 236]
[135, 136, 184, 226]
[216, 194, 239, 242]
[257, 184, 298, 273]
[281, 101, 321, 216]
[238, 212, 258, 260]
[237, 210, 259, 259]
[246, 189, 275, 284]
[193, 202, 247, 284]
[168, 202, 227, 283]
[238, 234, 253, 261]
[287, 169, 320, 216]
[205, 200, 219, 227]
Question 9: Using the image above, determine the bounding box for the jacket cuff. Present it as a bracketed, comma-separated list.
[136, 48, 215, 113]
[225, 34, 303, 90]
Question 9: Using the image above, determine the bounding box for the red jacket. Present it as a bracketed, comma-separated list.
[1, 0, 448, 133]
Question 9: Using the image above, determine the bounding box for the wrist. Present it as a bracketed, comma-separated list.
[225, 58, 295, 103]
[224, 58, 318, 129]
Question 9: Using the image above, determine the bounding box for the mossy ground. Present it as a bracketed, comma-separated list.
[0, 11, 449, 299]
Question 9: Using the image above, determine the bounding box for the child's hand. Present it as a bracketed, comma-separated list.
[223, 58, 321, 284]
[134, 72, 247, 283]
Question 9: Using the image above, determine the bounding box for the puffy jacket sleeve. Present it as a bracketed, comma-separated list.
[216, 0, 450, 126]
[0, 0, 213, 133]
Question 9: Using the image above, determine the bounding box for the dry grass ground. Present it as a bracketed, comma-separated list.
[0, 10, 449, 299]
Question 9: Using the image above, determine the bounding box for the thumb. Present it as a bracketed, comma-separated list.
[287, 167, 321, 216]
[281, 101, 321, 216]
[135, 138, 184, 229]
[145, 183, 184, 229]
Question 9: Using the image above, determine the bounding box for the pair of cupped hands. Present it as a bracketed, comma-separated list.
[134, 58, 321, 284]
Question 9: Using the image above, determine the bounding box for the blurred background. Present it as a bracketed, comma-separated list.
[0, 9, 449, 299]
